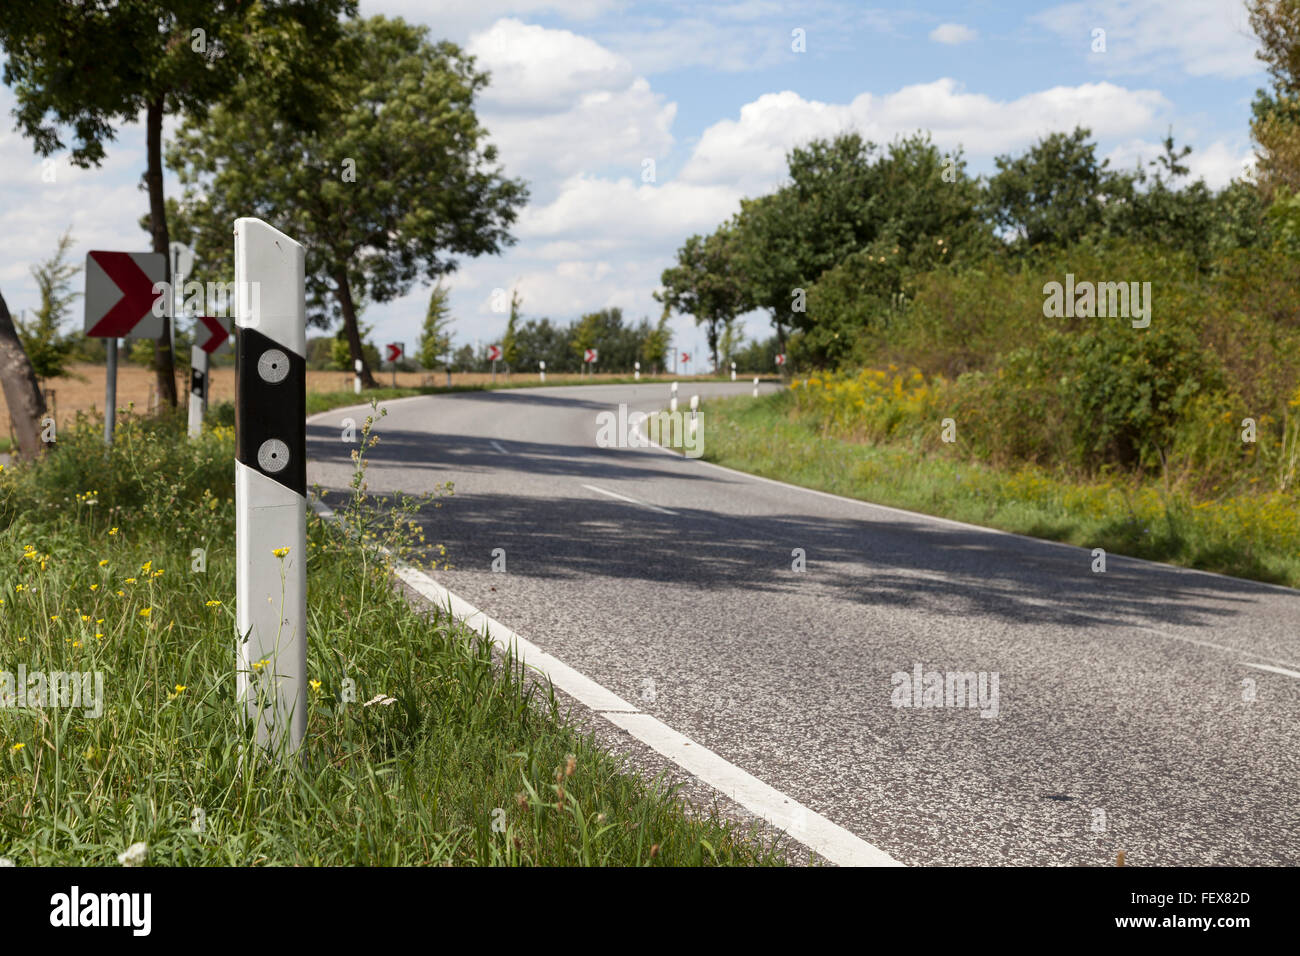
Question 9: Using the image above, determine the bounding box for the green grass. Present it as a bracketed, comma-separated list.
[0, 409, 784, 866]
[703, 391, 1300, 589]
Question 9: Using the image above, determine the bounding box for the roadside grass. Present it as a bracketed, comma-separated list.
[0, 409, 784, 866]
[702, 390, 1300, 589]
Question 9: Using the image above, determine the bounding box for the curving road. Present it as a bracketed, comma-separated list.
[306, 381, 1300, 866]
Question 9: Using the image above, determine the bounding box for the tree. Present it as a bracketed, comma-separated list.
[501, 289, 522, 368]
[985, 127, 1130, 250]
[0, 0, 357, 407]
[418, 281, 454, 369]
[640, 306, 671, 373]
[331, 324, 379, 372]
[717, 319, 743, 371]
[1249, 0, 1300, 200]
[16, 228, 79, 384]
[657, 224, 752, 370]
[0, 289, 47, 460]
[168, 16, 528, 388]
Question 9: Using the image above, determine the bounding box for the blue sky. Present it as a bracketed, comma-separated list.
[0, 0, 1266, 365]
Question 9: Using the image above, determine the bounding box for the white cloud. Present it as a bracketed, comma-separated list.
[679, 80, 1172, 196]
[1104, 137, 1256, 188]
[464, 21, 676, 182]
[519, 174, 741, 243]
[480, 77, 677, 181]
[467, 18, 634, 111]
[930, 23, 977, 45]
[1031, 0, 1261, 79]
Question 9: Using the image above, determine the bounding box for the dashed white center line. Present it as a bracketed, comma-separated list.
[489, 440, 508, 454]
[580, 482, 676, 515]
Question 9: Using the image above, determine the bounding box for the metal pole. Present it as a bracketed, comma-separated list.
[188, 345, 208, 439]
[234, 217, 307, 758]
[104, 338, 117, 445]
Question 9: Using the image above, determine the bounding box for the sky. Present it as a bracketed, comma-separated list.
[0, 0, 1268, 365]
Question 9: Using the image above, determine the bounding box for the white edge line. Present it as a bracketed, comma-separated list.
[1242, 662, 1300, 680]
[307, 496, 899, 867]
[580, 482, 676, 515]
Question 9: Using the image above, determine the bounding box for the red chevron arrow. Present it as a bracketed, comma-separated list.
[88, 251, 160, 337]
[198, 315, 230, 354]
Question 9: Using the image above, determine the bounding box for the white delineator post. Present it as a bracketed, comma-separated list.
[234, 218, 308, 757]
[634, 360, 640, 381]
[670, 380, 678, 412]
[188, 345, 208, 439]
[753, 376, 759, 398]
[689, 393, 699, 436]
[539, 360, 546, 383]
[730, 361, 736, 382]
[353, 358, 362, 395]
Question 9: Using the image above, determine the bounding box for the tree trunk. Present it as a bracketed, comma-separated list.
[335, 269, 378, 388]
[146, 94, 178, 408]
[0, 289, 48, 460]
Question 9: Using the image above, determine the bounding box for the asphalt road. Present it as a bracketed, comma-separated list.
[306, 381, 1300, 866]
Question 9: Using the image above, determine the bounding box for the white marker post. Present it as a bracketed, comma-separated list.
[730, 361, 736, 382]
[690, 393, 700, 438]
[188, 345, 208, 439]
[353, 358, 362, 394]
[234, 218, 307, 758]
[539, 360, 546, 383]
[753, 376, 759, 398]
[670, 380, 678, 413]
[634, 360, 640, 381]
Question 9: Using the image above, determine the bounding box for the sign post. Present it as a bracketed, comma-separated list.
[385, 343, 403, 387]
[189, 346, 208, 439]
[104, 339, 117, 445]
[584, 348, 598, 376]
[487, 344, 501, 382]
[84, 250, 166, 444]
[189, 316, 232, 438]
[234, 217, 307, 758]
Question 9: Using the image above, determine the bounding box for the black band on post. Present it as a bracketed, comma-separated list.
[235, 326, 306, 497]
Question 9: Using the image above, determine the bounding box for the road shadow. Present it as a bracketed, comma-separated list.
[312, 481, 1285, 634]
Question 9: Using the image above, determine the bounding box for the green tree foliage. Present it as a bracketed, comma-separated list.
[0, 0, 356, 406]
[640, 307, 671, 372]
[418, 281, 455, 369]
[985, 127, 1128, 249]
[166, 15, 528, 388]
[657, 224, 752, 370]
[332, 324, 380, 372]
[16, 229, 79, 383]
[501, 290, 522, 367]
